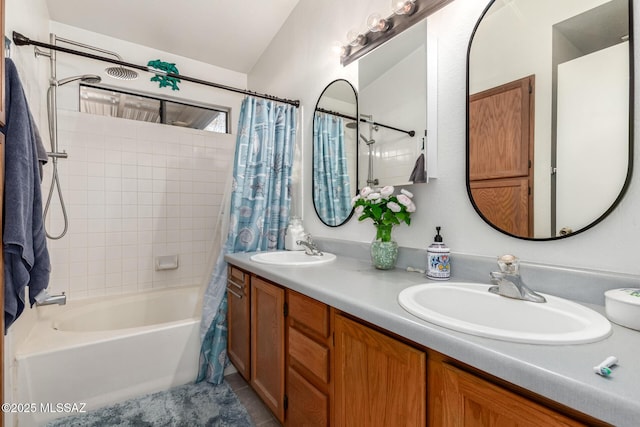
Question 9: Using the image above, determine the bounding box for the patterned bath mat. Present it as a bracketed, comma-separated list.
[46, 380, 255, 427]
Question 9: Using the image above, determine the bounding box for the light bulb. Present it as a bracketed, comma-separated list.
[331, 41, 350, 57]
[391, 0, 416, 16]
[366, 13, 390, 33]
[346, 29, 367, 47]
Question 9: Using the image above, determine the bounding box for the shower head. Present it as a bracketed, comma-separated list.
[105, 66, 139, 81]
[56, 74, 102, 86]
[345, 121, 358, 129]
[359, 134, 375, 145]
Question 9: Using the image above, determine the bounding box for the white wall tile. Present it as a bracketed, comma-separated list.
[43, 112, 233, 299]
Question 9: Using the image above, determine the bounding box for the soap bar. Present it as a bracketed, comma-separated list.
[605, 288, 640, 331]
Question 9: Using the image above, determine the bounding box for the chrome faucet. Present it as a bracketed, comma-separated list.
[296, 234, 323, 256]
[489, 255, 546, 303]
[35, 291, 67, 306]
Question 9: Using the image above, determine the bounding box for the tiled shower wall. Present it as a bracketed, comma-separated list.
[43, 110, 235, 300]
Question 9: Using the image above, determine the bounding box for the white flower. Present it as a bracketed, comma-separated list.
[380, 186, 395, 197]
[355, 205, 365, 215]
[351, 195, 361, 205]
[401, 189, 413, 198]
[367, 192, 381, 201]
[406, 201, 416, 213]
[360, 187, 373, 197]
[397, 194, 412, 207]
[387, 201, 401, 213]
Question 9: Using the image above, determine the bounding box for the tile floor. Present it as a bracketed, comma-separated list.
[226, 372, 282, 426]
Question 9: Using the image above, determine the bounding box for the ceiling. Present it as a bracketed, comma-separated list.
[45, 0, 300, 74]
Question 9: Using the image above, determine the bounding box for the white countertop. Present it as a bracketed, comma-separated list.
[226, 251, 640, 426]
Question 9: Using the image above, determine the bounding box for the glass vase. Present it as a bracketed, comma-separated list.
[370, 224, 398, 270]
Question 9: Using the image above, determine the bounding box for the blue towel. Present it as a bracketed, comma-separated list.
[2, 58, 51, 333]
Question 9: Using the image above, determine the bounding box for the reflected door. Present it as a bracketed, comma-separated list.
[469, 76, 534, 237]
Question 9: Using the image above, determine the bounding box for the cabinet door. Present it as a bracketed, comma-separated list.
[434, 361, 585, 427]
[334, 314, 426, 427]
[227, 266, 251, 380]
[251, 277, 285, 423]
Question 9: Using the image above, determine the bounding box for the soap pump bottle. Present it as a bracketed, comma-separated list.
[426, 226, 450, 280]
[285, 217, 305, 251]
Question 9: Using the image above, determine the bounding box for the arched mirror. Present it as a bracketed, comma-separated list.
[467, 0, 633, 240]
[313, 79, 358, 226]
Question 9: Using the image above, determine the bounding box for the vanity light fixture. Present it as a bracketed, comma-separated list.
[340, 0, 453, 66]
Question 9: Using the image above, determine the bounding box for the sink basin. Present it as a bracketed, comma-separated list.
[398, 282, 611, 345]
[250, 251, 336, 266]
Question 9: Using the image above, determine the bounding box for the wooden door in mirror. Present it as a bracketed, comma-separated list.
[469, 76, 533, 237]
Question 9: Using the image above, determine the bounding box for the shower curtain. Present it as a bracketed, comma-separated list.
[197, 96, 297, 384]
[313, 112, 352, 225]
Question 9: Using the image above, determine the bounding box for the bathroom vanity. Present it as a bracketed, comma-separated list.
[225, 249, 637, 426]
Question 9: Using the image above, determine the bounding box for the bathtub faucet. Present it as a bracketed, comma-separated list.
[35, 290, 67, 306]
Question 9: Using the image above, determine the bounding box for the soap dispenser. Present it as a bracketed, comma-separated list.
[426, 226, 450, 280]
[285, 217, 305, 251]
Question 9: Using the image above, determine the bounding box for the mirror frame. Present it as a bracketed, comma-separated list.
[465, 0, 634, 241]
[312, 78, 359, 227]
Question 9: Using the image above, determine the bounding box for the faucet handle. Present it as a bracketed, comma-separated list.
[497, 254, 519, 274]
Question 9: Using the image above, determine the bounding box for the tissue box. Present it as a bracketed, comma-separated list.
[605, 288, 640, 331]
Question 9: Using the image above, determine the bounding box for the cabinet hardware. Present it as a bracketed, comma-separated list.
[228, 279, 244, 290]
[226, 286, 243, 299]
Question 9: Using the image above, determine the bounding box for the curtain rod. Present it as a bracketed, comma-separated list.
[316, 108, 415, 137]
[12, 31, 300, 108]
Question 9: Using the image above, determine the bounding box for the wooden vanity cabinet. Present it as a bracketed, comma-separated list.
[226, 264, 605, 427]
[333, 313, 427, 426]
[428, 356, 597, 427]
[286, 290, 332, 427]
[226, 266, 251, 380]
[251, 276, 286, 423]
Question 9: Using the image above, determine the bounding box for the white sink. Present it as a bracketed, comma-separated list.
[250, 251, 336, 266]
[398, 282, 611, 345]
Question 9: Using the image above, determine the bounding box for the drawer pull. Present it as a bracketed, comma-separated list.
[226, 287, 243, 299]
[227, 279, 244, 290]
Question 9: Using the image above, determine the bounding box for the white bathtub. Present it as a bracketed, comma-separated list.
[15, 286, 203, 427]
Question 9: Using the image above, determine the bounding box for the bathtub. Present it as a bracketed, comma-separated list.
[14, 286, 203, 427]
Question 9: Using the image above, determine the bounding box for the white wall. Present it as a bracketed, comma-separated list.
[250, 0, 640, 276]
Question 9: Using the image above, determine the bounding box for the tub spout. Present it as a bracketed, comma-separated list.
[35, 290, 66, 306]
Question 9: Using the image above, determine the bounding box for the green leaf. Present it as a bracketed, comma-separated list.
[371, 205, 382, 220]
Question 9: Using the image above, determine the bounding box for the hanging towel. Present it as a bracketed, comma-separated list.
[31, 116, 48, 181]
[2, 58, 51, 333]
[409, 153, 426, 183]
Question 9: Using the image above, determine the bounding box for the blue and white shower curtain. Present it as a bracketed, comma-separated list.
[197, 96, 297, 384]
[313, 112, 351, 226]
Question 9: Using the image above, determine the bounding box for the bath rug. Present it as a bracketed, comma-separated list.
[45, 380, 255, 427]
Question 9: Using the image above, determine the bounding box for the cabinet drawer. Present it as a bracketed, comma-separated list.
[227, 266, 249, 298]
[289, 327, 329, 384]
[287, 366, 329, 427]
[288, 291, 330, 338]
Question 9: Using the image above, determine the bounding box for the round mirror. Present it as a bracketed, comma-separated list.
[467, 0, 632, 240]
[313, 79, 359, 227]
